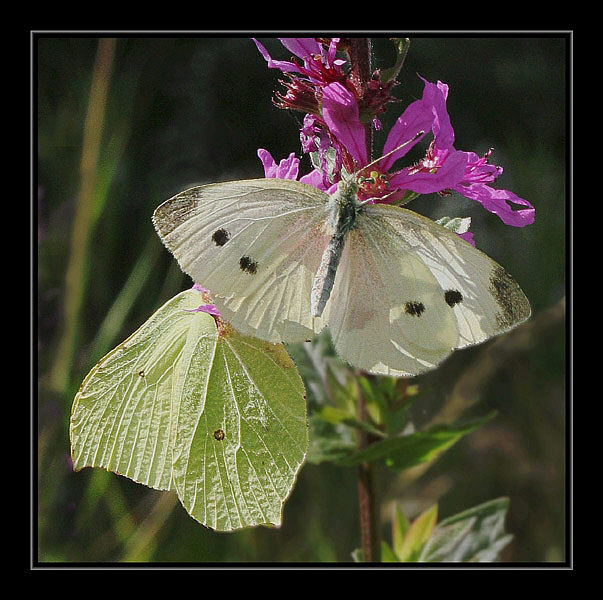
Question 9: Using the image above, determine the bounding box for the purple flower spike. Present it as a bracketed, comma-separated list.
[254, 39, 534, 232]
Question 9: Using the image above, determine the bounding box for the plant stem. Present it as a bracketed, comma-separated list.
[348, 37, 380, 562]
[356, 379, 380, 562]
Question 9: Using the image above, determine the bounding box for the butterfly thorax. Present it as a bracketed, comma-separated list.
[311, 178, 361, 317]
[328, 177, 360, 237]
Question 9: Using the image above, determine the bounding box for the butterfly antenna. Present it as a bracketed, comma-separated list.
[361, 130, 425, 173]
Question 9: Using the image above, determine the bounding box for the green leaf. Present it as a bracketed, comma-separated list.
[70, 288, 308, 531]
[324, 360, 358, 414]
[312, 404, 354, 425]
[392, 504, 411, 557]
[396, 504, 438, 562]
[306, 414, 356, 465]
[335, 413, 495, 471]
[357, 376, 386, 426]
[418, 498, 513, 562]
[379, 38, 411, 83]
[379, 541, 400, 563]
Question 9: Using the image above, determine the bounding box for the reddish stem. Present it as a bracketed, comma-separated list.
[347, 37, 380, 563]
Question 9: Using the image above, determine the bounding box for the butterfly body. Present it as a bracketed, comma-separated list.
[311, 177, 361, 318]
[153, 177, 530, 377]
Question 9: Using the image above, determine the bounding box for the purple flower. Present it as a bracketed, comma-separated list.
[321, 76, 534, 227]
[450, 150, 535, 227]
[257, 148, 332, 191]
[254, 38, 534, 230]
[253, 38, 397, 150]
[253, 38, 345, 117]
[253, 37, 340, 77]
[320, 78, 463, 201]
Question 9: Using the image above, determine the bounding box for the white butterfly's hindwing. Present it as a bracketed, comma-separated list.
[153, 179, 332, 343]
[359, 203, 530, 353]
[325, 211, 461, 377]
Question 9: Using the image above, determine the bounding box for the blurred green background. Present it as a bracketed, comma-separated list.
[36, 35, 567, 563]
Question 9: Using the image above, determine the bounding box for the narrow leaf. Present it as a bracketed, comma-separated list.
[380, 541, 400, 563]
[335, 413, 495, 470]
[392, 504, 411, 557]
[419, 498, 513, 562]
[397, 504, 438, 562]
[379, 38, 411, 83]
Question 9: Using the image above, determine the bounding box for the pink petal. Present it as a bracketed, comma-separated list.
[428, 79, 455, 149]
[195, 304, 221, 317]
[382, 77, 454, 171]
[381, 99, 433, 170]
[390, 149, 468, 194]
[458, 231, 475, 246]
[299, 168, 333, 191]
[278, 38, 322, 61]
[257, 149, 300, 180]
[454, 182, 535, 227]
[252, 38, 300, 73]
[321, 82, 367, 166]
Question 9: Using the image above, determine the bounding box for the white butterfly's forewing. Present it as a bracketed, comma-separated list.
[368, 204, 531, 349]
[153, 179, 332, 343]
[325, 211, 460, 377]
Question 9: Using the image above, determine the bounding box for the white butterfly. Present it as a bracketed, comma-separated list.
[153, 173, 530, 377]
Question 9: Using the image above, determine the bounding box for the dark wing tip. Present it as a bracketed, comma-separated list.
[489, 266, 531, 329]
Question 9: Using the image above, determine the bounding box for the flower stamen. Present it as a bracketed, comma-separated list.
[357, 168, 391, 201]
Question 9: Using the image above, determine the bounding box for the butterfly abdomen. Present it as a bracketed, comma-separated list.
[311, 235, 345, 317]
[311, 179, 359, 317]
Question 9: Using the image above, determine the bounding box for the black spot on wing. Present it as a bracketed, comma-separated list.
[404, 301, 425, 317]
[212, 228, 229, 246]
[444, 289, 463, 307]
[239, 256, 258, 275]
[213, 429, 225, 441]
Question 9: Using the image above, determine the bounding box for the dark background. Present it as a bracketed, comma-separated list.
[36, 34, 568, 563]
